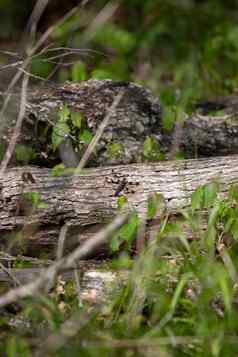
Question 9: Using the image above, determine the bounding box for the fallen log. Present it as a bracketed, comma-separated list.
[2, 80, 238, 168]
[0, 154, 237, 255]
[0, 264, 122, 304]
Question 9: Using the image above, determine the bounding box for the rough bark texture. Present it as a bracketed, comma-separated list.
[0, 155, 237, 255]
[2, 79, 164, 167]
[2, 79, 238, 168]
[183, 113, 238, 156]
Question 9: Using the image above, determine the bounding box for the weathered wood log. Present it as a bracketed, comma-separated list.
[2, 80, 238, 168]
[0, 154, 237, 255]
[2, 79, 164, 167]
[0, 265, 123, 304]
[182, 112, 238, 156]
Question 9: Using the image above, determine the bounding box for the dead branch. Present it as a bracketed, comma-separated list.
[0, 212, 129, 308]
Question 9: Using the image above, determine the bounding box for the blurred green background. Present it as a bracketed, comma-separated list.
[1, 0, 238, 108]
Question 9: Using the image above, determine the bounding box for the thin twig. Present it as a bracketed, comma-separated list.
[74, 262, 83, 307]
[0, 5, 80, 124]
[57, 224, 69, 260]
[0, 61, 24, 72]
[76, 91, 123, 171]
[0, 213, 129, 308]
[0, 73, 29, 176]
[0, 262, 20, 287]
[26, 0, 50, 36]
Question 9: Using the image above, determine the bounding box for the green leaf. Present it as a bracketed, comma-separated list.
[23, 191, 48, 209]
[31, 57, 53, 78]
[224, 216, 235, 233]
[110, 236, 121, 252]
[110, 213, 139, 252]
[120, 213, 139, 243]
[208, 202, 221, 227]
[23, 191, 41, 206]
[162, 107, 175, 131]
[170, 273, 192, 312]
[117, 195, 127, 209]
[71, 61, 87, 81]
[143, 137, 165, 161]
[106, 142, 124, 160]
[51, 163, 66, 176]
[79, 129, 93, 144]
[191, 186, 204, 211]
[71, 111, 83, 129]
[228, 185, 238, 202]
[52, 106, 71, 151]
[218, 270, 232, 313]
[93, 24, 135, 54]
[15, 145, 36, 164]
[6, 336, 30, 357]
[204, 182, 219, 208]
[59, 105, 70, 122]
[147, 193, 163, 219]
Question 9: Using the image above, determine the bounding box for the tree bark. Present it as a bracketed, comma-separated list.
[2, 80, 238, 167]
[0, 154, 237, 254]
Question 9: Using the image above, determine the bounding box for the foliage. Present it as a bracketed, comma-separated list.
[1, 1, 238, 356]
[15, 145, 37, 165]
[1, 1, 238, 110]
[1, 185, 238, 355]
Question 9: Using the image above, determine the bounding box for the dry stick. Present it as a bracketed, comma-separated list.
[58, 92, 123, 302]
[0, 5, 82, 178]
[0, 0, 49, 175]
[0, 5, 79, 130]
[0, 0, 49, 118]
[83, 0, 120, 42]
[73, 262, 83, 307]
[0, 74, 29, 176]
[0, 262, 20, 287]
[0, 213, 129, 308]
[55, 223, 83, 304]
[76, 91, 124, 171]
[29, 6, 79, 57]
[0, 252, 53, 266]
[26, 0, 50, 36]
[0, 61, 24, 71]
[56, 224, 69, 261]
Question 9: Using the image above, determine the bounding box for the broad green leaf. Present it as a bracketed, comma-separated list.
[79, 129, 93, 144]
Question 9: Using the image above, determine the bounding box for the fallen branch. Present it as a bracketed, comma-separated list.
[0, 212, 129, 308]
[0, 155, 237, 230]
